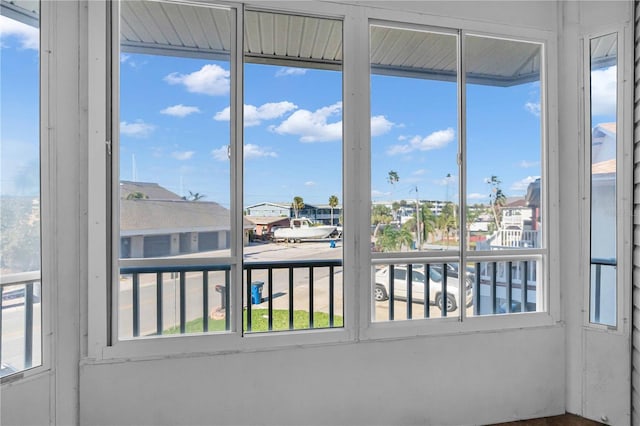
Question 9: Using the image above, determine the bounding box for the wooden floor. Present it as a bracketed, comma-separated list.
[492, 413, 604, 426]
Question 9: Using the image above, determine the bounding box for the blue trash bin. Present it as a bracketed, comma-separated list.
[251, 281, 264, 304]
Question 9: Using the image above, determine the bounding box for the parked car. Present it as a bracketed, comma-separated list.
[374, 264, 473, 312]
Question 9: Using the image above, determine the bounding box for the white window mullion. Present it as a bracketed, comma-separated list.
[231, 4, 244, 337]
[458, 29, 467, 322]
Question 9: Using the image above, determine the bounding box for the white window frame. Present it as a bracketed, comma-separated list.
[581, 25, 633, 335]
[0, 0, 51, 383]
[359, 9, 560, 341]
[86, 0, 561, 362]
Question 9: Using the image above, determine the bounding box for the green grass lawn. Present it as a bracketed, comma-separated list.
[164, 308, 343, 334]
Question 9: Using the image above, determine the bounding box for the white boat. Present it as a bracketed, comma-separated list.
[273, 217, 336, 242]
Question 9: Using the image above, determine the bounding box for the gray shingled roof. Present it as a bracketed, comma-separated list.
[120, 181, 184, 201]
[121, 199, 252, 235]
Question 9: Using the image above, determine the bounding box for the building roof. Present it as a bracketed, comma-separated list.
[504, 198, 527, 208]
[120, 181, 183, 201]
[592, 159, 616, 175]
[245, 216, 291, 226]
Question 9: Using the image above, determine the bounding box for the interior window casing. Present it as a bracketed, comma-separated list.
[86, 2, 560, 360]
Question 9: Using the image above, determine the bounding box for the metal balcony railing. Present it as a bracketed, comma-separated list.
[1, 271, 41, 378]
[119, 259, 343, 337]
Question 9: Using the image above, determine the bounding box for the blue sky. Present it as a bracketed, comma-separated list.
[1, 14, 618, 209]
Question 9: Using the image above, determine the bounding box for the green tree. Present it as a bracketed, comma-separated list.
[292, 196, 305, 218]
[187, 191, 206, 201]
[487, 175, 507, 229]
[328, 194, 339, 225]
[418, 202, 437, 244]
[437, 202, 457, 246]
[126, 191, 148, 200]
[387, 170, 399, 186]
[371, 204, 393, 225]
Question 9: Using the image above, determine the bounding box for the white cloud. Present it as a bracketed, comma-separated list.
[397, 135, 408, 141]
[387, 128, 455, 155]
[215, 102, 298, 126]
[510, 176, 539, 192]
[212, 144, 277, 161]
[120, 53, 130, 63]
[0, 16, 39, 50]
[524, 102, 541, 117]
[120, 120, 155, 138]
[245, 144, 277, 159]
[518, 160, 539, 168]
[591, 65, 617, 116]
[171, 151, 195, 161]
[412, 169, 426, 176]
[371, 115, 394, 137]
[164, 64, 230, 96]
[275, 67, 307, 77]
[467, 193, 487, 200]
[271, 102, 343, 142]
[304, 181, 316, 186]
[212, 145, 229, 161]
[161, 104, 201, 117]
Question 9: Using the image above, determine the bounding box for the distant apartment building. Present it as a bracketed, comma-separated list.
[245, 201, 342, 225]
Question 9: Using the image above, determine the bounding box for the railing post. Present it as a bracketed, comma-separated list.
[593, 263, 602, 323]
[424, 264, 430, 319]
[309, 267, 314, 329]
[474, 263, 481, 316]
[523, 261, 529, 313]
[133, 273, 140, 337]
[491, 262, 497, 314]
[329, 266, 335, 327]
[202, 272, 208, 333]
[288, 268, 294, 330]
[406, 264, 413, 320]
[179, 272, 186, 334]
[224, 269, 230, 331]
[441, 264, 447, 318]
[156, 273, 163, 335]
[246, 269, 252, 332]
[267, 268, 273, 331]
[24, 283, 33, 368]
[389, 265, 395, 321]
[506, 261, 512, 314]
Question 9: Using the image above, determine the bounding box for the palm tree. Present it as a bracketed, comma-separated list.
[328, 195, 339, 225]
[437, 203, 457, 246]
[387, 170, 399, 186]
[419, 203, 437, 244]
[292, 196, 305, 218]
[487, 175, 506, 229]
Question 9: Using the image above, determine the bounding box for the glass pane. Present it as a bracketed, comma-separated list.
[589, 33, 617, 326]
[0, 3, 42, 376]
[465, 36, 542, 252]
[468, 259, 539, 317]
[118, 1, 233, 338]
[370, 26, 459, 253]
[242, 11, 343, 333]
[372, 262, 471, 321]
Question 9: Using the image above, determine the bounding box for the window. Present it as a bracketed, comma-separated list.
[117, 0, 234, 339]
[0, 2, 42, 377]
[370, 23, 545, 322]
[116, 2, 344, 340]
[588, 33, 617, 327]
[242, 10, 343, 333]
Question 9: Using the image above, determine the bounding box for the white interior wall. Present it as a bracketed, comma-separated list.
[0, 1, 634, 425]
